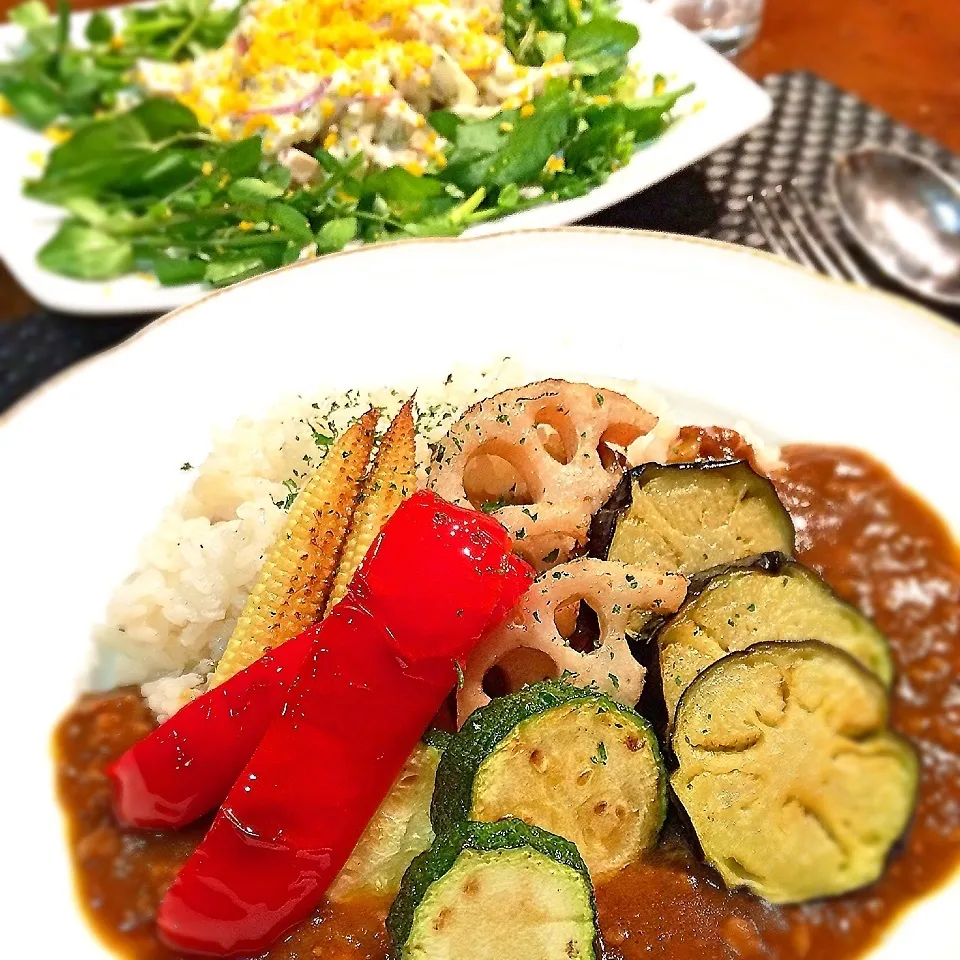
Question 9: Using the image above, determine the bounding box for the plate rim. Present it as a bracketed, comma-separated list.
[3, 226, 957, 428]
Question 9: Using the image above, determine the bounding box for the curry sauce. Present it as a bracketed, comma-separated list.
[54, 445, 960, 959]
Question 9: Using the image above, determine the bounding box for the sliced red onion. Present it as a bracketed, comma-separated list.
[237, 79, 331, 119]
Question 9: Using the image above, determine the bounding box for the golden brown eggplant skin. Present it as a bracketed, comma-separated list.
[670, 641, 918, 905]
[587, 461, 795, 576]
[649, 552, 894, 723]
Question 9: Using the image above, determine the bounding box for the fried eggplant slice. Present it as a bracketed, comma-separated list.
[589, 461, 795, 576]
[388, 818, 599, 960]
[657, 554, 894, 721]
[671, 641, 918, 904]
[433, 680, 665, 884]
[330, 732, 449, 903]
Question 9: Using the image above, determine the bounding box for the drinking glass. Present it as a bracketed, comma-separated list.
[650, 0, 765, 57]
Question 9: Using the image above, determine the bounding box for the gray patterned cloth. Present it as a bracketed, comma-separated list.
[699, 71, 960, 250]
[2, 71, 958, 413]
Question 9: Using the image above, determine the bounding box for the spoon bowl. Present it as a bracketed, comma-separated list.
[830, 148, 960, 305]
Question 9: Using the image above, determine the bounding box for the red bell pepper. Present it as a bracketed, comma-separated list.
[108, 625, 317, 829]
[109, 497, 529, 831]
[157, 491, 532, 956]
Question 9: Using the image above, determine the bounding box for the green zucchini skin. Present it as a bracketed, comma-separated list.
[387, 818, 599, 957]
[587, 460, 796, 575]
[421, 727, 454, 752]
[431, 680, 666, 883]
[432, 680, 665, 836]
[330, 737, 449, 903]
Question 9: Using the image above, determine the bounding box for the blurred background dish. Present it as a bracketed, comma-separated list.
[0, 0, 771, 313]
[0, 0, 956, 411]
[830, 147, 960, 305]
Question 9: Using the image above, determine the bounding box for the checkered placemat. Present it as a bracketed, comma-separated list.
[3, 71, 958, 414]
[692, 71, 960, 249]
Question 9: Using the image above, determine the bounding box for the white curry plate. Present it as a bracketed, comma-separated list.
[0, 230, 957, 957]
[0, 0, 770, 315]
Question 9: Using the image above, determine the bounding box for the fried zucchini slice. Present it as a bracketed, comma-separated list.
[657, 554, 894, 722]
[589, 461, 795, 576]
[330, 733, 449, 903]
[388, 818, 598, 960]
[433, 681, 665, 884]
[671, 641, 918, 904]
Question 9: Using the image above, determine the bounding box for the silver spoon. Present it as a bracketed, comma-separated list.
[830, 147, 960, 305]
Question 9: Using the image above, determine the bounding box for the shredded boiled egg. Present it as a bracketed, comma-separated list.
[137, 0, 571, 166]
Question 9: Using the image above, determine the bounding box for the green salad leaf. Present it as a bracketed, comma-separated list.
[25, 97, 210, 202]
[152, 252, 207, 285]
[315, 217, 358, 254]
[227, 177, 285, 203]
[10, 1, 55, 32]
[84, 10, 114, 44]
[267, 202, 313, 244]
[204, 256, 267, 287]
[37, 221, 133, 279]
[218, 136, 263, 176]
[0, 0, 242, 128]
[5, 0, 693, 286]
[504, 0, 617, 65]
[565, 17, 639, 61]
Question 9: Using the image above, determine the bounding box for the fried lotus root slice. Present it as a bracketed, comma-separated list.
[457, 558, 688, 723]
[671, 641, 919, 904]
[428, 380, 657, 569]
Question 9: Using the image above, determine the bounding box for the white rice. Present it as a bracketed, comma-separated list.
[89, 363, 776, 718]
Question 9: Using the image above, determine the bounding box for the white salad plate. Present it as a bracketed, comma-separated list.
[1, 229, 957, 957]
[0, 0, 771, 315]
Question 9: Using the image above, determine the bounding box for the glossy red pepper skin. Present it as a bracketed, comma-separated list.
[108, 626, 318, 829]
[157, 492, 532, 957]
[344, 492, 528, 661]
[108, 496, 532, 831]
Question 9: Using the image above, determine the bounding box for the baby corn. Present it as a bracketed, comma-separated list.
[327, 398, 417, 610]
[211, 407, 378, 685]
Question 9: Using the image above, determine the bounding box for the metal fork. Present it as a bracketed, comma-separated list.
[747, 182, 868, 286]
